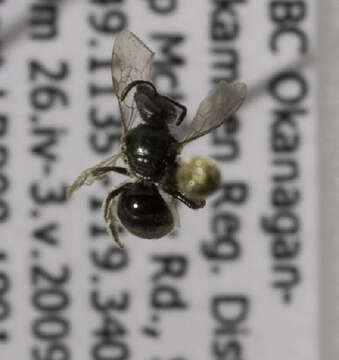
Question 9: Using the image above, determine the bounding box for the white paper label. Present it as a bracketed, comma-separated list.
[0, 1, 319, 359]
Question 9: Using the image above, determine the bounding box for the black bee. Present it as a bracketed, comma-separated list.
[68, 30, 247, 247]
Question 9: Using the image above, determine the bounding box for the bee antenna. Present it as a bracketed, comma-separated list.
[121, 80, 157, 101]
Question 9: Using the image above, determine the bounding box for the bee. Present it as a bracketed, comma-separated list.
[68, 30, 247, 248]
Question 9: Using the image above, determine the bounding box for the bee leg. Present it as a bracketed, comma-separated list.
[162, 186, 206, 210]
[92, 166, 129, 177]
[67, 166, 128, 199]
[102, 184, 129, 248]
[67, 170, 102, 199]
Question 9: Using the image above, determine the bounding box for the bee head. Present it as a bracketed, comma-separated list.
[121, 81, 179, 128]
[134, 84, 177, 127]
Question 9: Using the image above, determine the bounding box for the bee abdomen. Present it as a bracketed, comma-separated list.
[117, 183, 174, 239]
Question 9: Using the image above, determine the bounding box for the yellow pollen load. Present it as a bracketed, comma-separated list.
[176, 157, 221, 199]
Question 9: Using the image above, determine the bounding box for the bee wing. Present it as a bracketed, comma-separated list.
[111, 30, 155, 134]
[178, 81, 247, 147]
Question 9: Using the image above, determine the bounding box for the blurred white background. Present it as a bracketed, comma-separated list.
[0, 0, 331, 359]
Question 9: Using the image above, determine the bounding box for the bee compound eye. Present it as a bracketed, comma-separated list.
[136, 83, 156, 98]
[156, 97, 177, 123]
[135, 91, 163, 123]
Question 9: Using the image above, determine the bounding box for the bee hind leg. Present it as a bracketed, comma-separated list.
[162, 185, 206, 210]
[102, 184, 129, 248]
